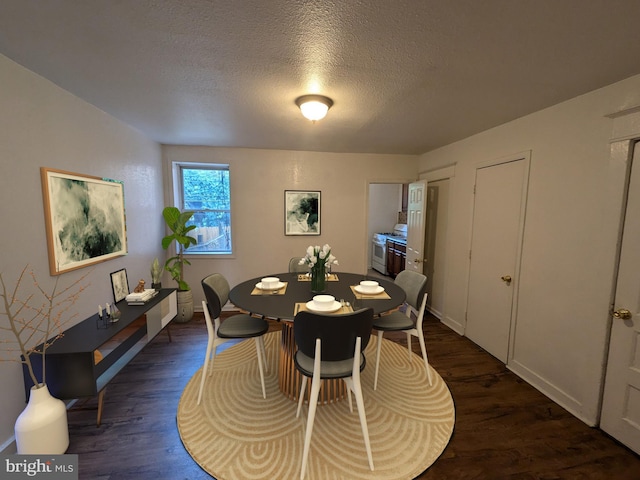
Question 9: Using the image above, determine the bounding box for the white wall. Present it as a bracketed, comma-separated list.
[162, 146, 417, 309]
[0, 55, 165, 450]
[418, 74, 640, 425]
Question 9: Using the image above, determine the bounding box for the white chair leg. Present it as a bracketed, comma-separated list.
[416, 331, 432, 386]
[406, 331, 413, 362]
[197, 340, 213, 405]
[296, 378, 307, 418]
[344, 376, 374, 471]
[300, 339, 322, 480]
[254, 337, 267, 399]
[373, 330, 384, 390]
[258, 335, 269, 373]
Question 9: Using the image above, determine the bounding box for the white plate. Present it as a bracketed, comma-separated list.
[354, 285, 385, 295]
[255, 281, 286, 291]
[305, 300, 343, 313]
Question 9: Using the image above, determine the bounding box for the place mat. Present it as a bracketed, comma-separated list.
[250, 282, 288, 295]
[294, 302, 353, 315]
[350, 286, 391, 300]
[297, 273, 339, 281]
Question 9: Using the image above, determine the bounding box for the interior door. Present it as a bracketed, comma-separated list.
[406, 181, 427, 273]
[601, 141, 640, 454]
[465, 158, 527, 362]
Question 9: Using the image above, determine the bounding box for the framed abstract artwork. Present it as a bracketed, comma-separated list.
[40, 167, 127, 275]
[285, 190, 320, 235]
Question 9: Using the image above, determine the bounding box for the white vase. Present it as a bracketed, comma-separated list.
[15, 384, 69, 454]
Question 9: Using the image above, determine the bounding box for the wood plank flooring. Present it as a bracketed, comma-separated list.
[66, 312, 639, 479]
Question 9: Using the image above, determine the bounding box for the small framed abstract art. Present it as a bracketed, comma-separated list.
[285, 190, 320, 235]
[41, 167, 127, 275]
[110, 268, 129, 303]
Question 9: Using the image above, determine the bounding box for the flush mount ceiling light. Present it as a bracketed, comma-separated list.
[295, 94, 334, 122]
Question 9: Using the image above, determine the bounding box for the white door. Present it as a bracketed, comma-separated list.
[466, 158, 527, 362]
[406, 181, 427, 273]
[601, 141, 640, 454]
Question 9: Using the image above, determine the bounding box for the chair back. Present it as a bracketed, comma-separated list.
[289, 257, 309, 273]
[294, 308, 374, 362]
[201, 273, 231, 319]
[394, 270, 427, 310]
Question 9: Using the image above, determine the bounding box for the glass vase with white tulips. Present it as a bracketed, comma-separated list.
[299, 244, 339, 292]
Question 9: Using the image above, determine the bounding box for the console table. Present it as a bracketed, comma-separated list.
[22, 288, 177, 425]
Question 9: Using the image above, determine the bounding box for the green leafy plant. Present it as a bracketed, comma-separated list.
[161, 207, 197, 291]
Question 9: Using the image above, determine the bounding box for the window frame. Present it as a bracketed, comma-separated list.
[172, 161, 234, 257]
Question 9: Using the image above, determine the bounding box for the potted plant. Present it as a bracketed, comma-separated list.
[0, 265, 88, 453]
[150, 257, 162, 290]
[161, 206, 197, 322]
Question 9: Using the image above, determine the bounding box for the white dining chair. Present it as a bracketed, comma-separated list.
[372, 270, 432, 389]
[197, 273, 269, 405]
[293, 307, 375, 479]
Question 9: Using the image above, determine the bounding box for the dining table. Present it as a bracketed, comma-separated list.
[228, 271, 406, 403]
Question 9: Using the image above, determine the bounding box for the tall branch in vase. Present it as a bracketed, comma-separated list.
[0, 265, 89, 388]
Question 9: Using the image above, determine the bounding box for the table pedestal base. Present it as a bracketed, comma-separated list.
[279, 323, 347, 404]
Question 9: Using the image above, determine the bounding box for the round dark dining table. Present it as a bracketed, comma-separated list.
[228, 272, 406, 402]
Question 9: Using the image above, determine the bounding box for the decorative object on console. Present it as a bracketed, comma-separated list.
[0, 265, 89, 453]
[40, 167, 127, 275]
[299, 244, 338, 293]
[133, 279, 146, 293]
[285, 190, 320, 235]
[110, 268, 129, 303]
[126, 289, 159, 305]
[150, 257, 162, 290]
[161, 206, 197, 322]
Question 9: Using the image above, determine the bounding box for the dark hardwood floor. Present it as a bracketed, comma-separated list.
[66, 312, 639, 479]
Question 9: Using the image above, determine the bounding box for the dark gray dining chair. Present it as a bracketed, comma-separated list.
[293, 307, 375, 479]
[197, 273, 269, 405]
[372, 269, 433, 389]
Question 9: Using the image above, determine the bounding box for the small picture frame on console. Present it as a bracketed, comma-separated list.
[110, 268, 129, 303]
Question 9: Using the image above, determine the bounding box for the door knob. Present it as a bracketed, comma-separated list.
[613, 308, 632, 320]
[501, 275, 512, 285]
[413, 258, 427, 263]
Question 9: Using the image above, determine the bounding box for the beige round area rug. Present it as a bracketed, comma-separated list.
[177, 332, 454, 480]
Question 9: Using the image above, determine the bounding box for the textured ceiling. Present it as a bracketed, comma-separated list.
[1, 0, 640, 155]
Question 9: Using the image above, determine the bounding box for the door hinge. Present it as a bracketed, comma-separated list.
[469, 249, 472, 260]
[473, 184, 476, 194]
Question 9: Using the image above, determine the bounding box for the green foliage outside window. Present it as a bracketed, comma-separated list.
[179, 165, 232, 254]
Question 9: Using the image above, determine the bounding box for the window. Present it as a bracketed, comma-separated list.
[175, 162, 232, 254]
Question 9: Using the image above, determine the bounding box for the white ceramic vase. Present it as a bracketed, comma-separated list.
[15, 384, 69, 454]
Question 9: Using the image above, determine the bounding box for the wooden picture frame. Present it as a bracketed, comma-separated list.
[285, 190, 320, 235]
[110, 268, 129, 303]
[41, 167, 127, 275]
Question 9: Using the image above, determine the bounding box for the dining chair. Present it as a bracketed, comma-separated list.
[198, 273, 269, 405]
[294, 307, 375, 479]
[372, 270, 432, 389]
[288, 256, 309, 273]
